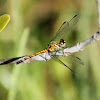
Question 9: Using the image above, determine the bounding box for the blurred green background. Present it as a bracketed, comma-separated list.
[0, 0, 99, 100]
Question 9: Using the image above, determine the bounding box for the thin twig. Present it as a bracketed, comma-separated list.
[96, 0, 100, 32]
[0, 32, 100, 65]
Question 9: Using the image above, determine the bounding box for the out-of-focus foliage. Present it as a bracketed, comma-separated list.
[0, 0, 99, 100]
[0, 14, 10, 32]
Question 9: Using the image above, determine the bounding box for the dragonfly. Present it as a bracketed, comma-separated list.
[0, 14, 83, 76]
[16, 14, 83, 75]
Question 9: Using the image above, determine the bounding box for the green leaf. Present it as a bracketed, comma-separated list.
[0, 14, 10, 32]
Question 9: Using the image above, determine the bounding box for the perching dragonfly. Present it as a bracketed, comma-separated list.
[0, 14, 84, 76]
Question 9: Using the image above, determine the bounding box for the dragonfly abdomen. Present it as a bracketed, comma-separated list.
[16, 49, 48, 64]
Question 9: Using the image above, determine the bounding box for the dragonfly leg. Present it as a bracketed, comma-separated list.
[38, 54, 48, 61]
[52, 50, 60, 57]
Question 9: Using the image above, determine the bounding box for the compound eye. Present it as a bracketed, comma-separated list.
[60, 39, 64, 42]
[59, 39, 65, 44]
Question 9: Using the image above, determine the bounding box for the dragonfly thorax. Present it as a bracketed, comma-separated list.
[47, 41, 59, 52]
[47, 39, 66, 52]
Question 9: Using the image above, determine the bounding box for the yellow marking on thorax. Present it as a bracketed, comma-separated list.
[47, 41, 59, 52]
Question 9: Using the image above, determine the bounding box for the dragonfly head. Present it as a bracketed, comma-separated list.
[59, 39, 66, 47]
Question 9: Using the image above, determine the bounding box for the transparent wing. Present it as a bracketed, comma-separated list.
[70, 55, 84, 65]
[50, 14, 80, 42]
[53, 57, 79, 76]
[52, 54, 84, 76]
